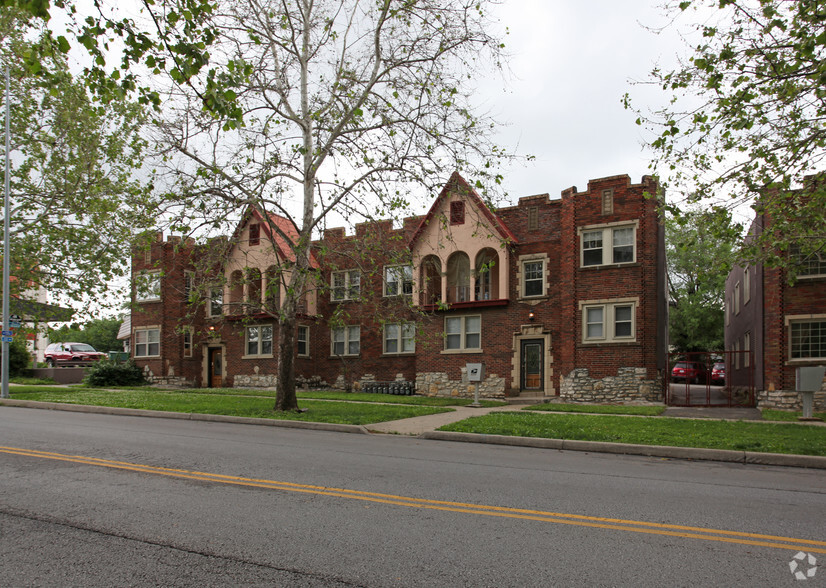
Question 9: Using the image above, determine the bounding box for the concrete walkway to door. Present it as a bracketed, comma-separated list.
[367, 404, 516, 435]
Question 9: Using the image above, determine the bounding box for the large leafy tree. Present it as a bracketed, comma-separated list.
[0, 9, 157, 312]
[151, 0, 514, 411]
[666, 208, 739, 352]
[630, 0, 826, 272]
[48, 317, 123, 352]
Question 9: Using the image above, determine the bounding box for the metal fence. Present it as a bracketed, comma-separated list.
[666, 350, 755, 407]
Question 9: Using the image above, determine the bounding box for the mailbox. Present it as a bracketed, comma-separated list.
[467, 363, 484, 382]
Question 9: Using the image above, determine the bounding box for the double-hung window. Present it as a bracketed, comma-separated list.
[246, 325, 273, 357]
[297, 325, 309, 357]
[134, 328, 160, 357]
[183, 327, 193, 358]
[135, 271, 161, 302]
[384, 323, 415, 354]
[580, 222, 637, 267]
[522, 260, 545, 298]
[332, 326, 360, 356]
[581, 300, 636, 343]
[444, 316, 481, 351]
[791, 246, 826, 277]
[208, 287, 223, 317]
[384, 265, 413, 296]
[332, 270, 360, 301]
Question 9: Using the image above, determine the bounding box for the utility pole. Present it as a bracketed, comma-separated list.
[2, 66, 10, 399]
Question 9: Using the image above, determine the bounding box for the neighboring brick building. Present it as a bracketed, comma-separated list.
[726, 211, 826, 411]
[130, 172, 668, 402]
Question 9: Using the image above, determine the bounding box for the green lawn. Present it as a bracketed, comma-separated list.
[439, 412, 826, 456]
[762, 409, 826, 422]
[523, 403, 665, 416]
[6, 388, 452, 425]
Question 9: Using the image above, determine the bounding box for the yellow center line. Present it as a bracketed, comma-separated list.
[2, 445, 824, 554]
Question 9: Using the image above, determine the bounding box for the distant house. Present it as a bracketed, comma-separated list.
[129, 172, 668, 402]
[5, 276, 73, 364]
[725, 200, 826, 410]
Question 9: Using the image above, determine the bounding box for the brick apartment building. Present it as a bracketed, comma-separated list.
[726, 210, 826, 410]
[129, 172, 668, 402]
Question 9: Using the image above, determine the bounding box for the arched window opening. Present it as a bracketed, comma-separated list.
[446, 252, 470, 303]
[422, 255, 442, 305]
[475, 249, 499, 300]
[247, 268, 262, 309]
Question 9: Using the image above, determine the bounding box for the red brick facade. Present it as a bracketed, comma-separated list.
[130, 173, 667, 402]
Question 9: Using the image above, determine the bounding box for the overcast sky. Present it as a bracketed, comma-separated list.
[483, 0, 686, 203]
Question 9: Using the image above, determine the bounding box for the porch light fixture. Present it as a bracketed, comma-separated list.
[528, 310, 535, 321]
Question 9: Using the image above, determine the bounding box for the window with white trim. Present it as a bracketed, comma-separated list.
[331, 270, 360, 301]
[790, 320, 826, 360]
[297, 325, 309, 357]
[135, 271, 161, 302]
[581, 300, 637, 343]
[332, 326, 360, 356]
[245, 325, 273, 357]
[791, 246, 826, 277]
[183, 327, 193, 358]
[580, 223, 636, 267]
[444, 316, 481, 351]
[744, 331, 750, 367]
[134, 328, 160, 357]
[384, 323, 415, 354]
[743, 267, 751, 304]
[184, 271, 194, 303]
[522, 260, 545, 298]
[208, 287, 223, 317]
[734, 282, 741, 315]
[384, 265, 413, 296]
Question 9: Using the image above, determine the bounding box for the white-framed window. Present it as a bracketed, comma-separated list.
[134, 328, 160, 357]
[183, 327, 193, 358]
[332, 326, 360, 356]
[522, 260, 545, 298]
[734, 340, 740, 369]
[331, 270, 360, 301]
[384, 265, 413, 296]
[444, 315, 481, 351]
[792, 247, 826, 277]
[734, 281, 741, 315]
[580, 222, 637, 267]
[384, 322, 415, 354]
[209, 287, 223, 317]
[580, 299, 637, 343]
[135, 271, 161, 302]
[245, 325, 273, 357]
[184, 271, 194, 303]
[297, 325, 309, 357]
[743, 267, 751, 304]
[744, 331, 750, 367]
[725, 297, 730, 326]
[789, 318, 826, 360]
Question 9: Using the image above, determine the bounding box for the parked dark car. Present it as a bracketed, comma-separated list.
[44, 342, 107, 367]
[710, 362, 726, 385]
[671, 361, 708, 384]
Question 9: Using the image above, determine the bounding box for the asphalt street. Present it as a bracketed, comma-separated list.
[0, 407, 824, 586]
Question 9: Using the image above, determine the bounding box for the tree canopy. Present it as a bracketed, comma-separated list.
[630, 0, 826, 273]
[0, 9, 157, 312]
[666, 207, 739, 352]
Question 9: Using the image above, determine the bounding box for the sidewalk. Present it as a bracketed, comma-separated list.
[367, 403, 514, 435]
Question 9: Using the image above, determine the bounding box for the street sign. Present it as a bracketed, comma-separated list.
[1, 336, 12, 343]
[1, 330, 12, 337]
[9, 321, 20, 328]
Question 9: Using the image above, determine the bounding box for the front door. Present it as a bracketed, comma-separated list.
[209, 348, 223, 388]
[521, 339, 543, 391]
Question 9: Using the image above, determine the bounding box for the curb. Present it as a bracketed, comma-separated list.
[0, 399, 370, 435]
[420, 431, 826, 470]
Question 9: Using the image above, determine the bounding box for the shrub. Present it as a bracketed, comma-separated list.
[4, 339, 32, 377]
[83, 360, 147, 387]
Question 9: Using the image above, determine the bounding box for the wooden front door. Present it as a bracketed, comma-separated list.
[209, 348, 223, 388]
[521, 339, 543, 391]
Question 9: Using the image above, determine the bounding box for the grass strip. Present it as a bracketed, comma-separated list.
[439, 412, 826, 456]
[762, 409, 826, 422]
[6, 388, 451, 425]
[523, 403, 664, 416]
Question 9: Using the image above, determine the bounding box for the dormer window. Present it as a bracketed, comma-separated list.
[249, 223, 260, 246]
[450, 201, 465, 225]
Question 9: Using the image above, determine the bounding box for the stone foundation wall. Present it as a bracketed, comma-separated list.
[416, 369, 506, 399]
[560, 367, 662, 403]
[233, 373, 278, 388]
[142, 366, 194, 388]
[757, 389, 826, 411]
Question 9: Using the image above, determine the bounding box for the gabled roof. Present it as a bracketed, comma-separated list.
[409, 172, 518, 248]
[233, 206, 318, 268]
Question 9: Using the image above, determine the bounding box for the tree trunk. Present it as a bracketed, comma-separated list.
[275, 307, 298, 412]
